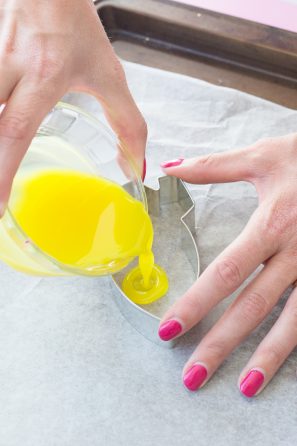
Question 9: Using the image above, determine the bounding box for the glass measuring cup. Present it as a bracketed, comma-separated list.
[0, 102, 147, 277]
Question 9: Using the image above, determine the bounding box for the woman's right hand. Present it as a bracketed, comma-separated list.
[0, 0, 147, 214]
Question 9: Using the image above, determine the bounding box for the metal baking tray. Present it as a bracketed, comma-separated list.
[110, 176, 199, 348]
[95, 0, 297, 109]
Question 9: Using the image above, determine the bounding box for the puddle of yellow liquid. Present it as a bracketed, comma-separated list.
[8, 169, 168, 304]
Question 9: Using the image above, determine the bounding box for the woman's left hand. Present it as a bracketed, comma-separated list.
[158, 133, 297, 398]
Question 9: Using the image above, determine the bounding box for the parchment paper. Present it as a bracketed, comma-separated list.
[1, 62, 297, 446]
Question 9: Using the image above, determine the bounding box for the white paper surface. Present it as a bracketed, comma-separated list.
[1, 62, 297, 446]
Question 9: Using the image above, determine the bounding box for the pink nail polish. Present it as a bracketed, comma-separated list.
[160, 158, 184, 168]
[158, 320, 182, 341]
[183, 364, 208, 391]
[240, 369, 264, 398]
[142, 158, 146, 181]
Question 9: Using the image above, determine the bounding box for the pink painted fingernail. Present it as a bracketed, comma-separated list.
[142, 158, 146, 181]
[158, 320, 182, 341]
[160, 158, 184, 168]
[240, 369, 264, 398]
[183, 364, 208, 391]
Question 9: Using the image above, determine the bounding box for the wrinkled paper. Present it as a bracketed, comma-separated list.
[1, 62, 297, 446]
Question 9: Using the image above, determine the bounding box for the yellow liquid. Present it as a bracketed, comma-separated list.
[8, 169, 168, 304]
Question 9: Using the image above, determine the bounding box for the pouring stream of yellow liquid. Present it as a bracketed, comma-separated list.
[8, 169, 168, 304]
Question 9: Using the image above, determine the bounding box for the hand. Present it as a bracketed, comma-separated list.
[0, 0, 147, 215]
[159, 133, 297, 398]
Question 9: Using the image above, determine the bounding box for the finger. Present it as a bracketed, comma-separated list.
[0, 10, 23, 101]
[0, 68, 20, 103]
[158, 209, 274, 342]
[237, 285, 297, 398]
[160, 149, 254, 184]
[0, 79, 65, 213]
[181, 255, 295, 391]
[77, 55, 147, 180]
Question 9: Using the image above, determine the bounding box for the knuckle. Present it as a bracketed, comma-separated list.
[195, 153, 217, 169]
[0, 49, 11, 63]
[0, 112, 31, 140]
[0, 36, 17, 60]
[138, 117, 148, 141]
[259, 346, 283, 368]
[239, 291, 269, 323]
[285, 300, 297, 328]
[251, 137, 276, 155]
[246, 138, 276, 175]
[203, 340, 226, 361]
[215, 257, 242, 292]
[133, 116, 148, 140]
[259, 195, 297, 244]
[30, 53, 65, 83]
[120, 115, 147, 143]
[180, 290, 203, 317]
[253, 137, 274, 150]
[281, 244, 297, 262]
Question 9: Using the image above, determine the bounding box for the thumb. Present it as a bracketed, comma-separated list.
[160, 149, 252, 184]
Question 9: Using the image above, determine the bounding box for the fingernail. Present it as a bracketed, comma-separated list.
[240, 369, 264, 398]
[183, 364, 208, 391]
[160, 158, 184, 168]
[142, 158, 146, 181]
[158, 319, 182, 341]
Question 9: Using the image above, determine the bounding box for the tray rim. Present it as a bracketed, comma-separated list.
[95, 0, 297, 87]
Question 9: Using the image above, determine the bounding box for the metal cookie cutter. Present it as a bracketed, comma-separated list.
[110, 176, 200, 348]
